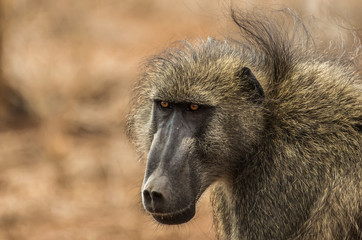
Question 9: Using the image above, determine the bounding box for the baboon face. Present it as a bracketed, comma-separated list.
[142, 100, 214, 224]
[130, 40, 265, 225]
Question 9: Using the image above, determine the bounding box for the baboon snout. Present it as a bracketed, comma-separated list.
[142, 175, 171, 212]
[141, 171, 197, 225]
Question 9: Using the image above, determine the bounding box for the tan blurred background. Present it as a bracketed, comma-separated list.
[0, 0, 360, 239]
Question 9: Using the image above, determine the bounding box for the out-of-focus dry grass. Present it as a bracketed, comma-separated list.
[0, 0, 360, 239]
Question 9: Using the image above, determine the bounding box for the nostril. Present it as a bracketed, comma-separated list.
[143, 189, 152, 203]
[151, 191, 163, 202]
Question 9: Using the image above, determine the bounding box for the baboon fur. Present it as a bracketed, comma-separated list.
[127, 10, 362, 240]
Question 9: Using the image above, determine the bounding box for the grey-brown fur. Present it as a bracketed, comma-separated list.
[127, 10, 361, 240]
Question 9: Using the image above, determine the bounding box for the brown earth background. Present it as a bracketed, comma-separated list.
[0, 0, 360, 239]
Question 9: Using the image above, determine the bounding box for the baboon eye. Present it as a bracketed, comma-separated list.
[189, 103, 199, 111]
[160, 101, 170, 108]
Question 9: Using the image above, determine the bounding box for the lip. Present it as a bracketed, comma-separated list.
[149, 203, 196, 225]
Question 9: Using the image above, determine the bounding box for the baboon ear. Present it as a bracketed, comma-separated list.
[237, 67, 265, 103]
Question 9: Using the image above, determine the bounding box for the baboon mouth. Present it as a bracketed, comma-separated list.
[150, 204, 196, 225]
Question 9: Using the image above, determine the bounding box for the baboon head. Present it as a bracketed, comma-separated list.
[127, 39, 265, 225]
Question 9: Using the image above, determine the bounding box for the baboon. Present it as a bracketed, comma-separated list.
[127, 10, 362, 240]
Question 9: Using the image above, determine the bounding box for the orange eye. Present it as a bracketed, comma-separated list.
[189, 103, 199, 111]
[160, 101, 169, 108]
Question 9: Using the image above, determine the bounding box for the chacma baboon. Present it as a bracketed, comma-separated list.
[127, 10, 361, 240]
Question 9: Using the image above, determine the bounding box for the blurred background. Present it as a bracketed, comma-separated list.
[0, 0, 360, 239]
